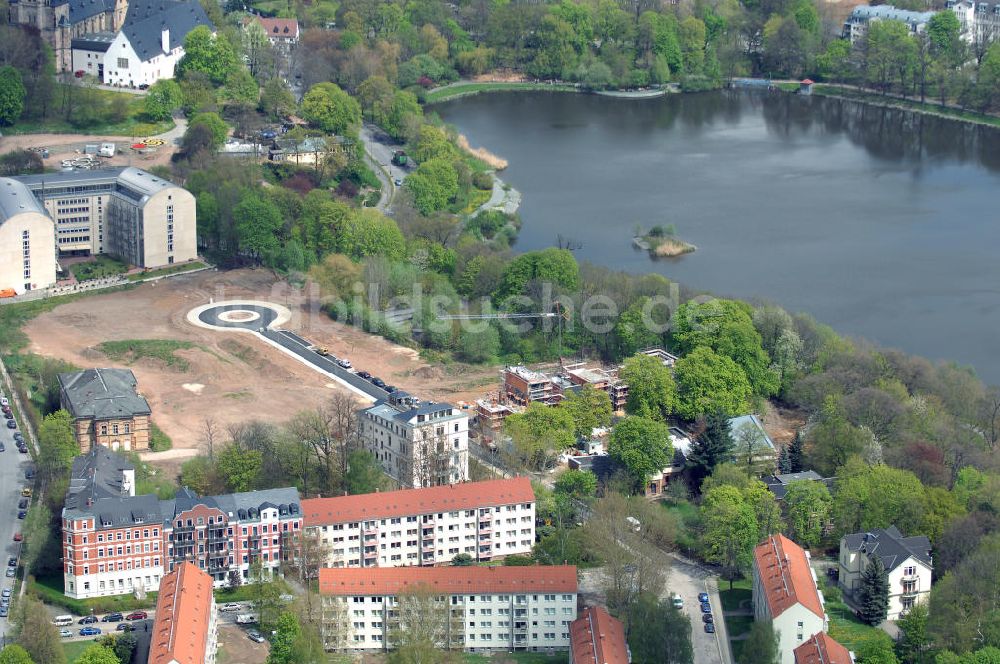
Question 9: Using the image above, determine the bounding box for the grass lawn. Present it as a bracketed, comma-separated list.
[826, 596, 884, 651]
[94, 339, 197, 370]
[718, 577, 752, 613]
[811, 84, 1000, 129]
[8, 85, 174, 136]
[63, 640, 93, 663]
[30, 573, 157, 615]
[69, 256, 129, 281]
[126, 260, 209, 281]
[731, 639, 746, 663]
[425, 82, 579, 104]
[724, 615, 753, 638]
[150, 421, 172, 452]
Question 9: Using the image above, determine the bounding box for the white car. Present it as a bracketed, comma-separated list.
[60, 629, 73, 637]
[220, 602, 241, 612]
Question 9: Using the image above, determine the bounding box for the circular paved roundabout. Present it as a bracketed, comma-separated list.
[186, 300, 292, 332]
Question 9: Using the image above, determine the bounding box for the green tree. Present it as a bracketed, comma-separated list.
[177, 26, 238, 85]
[495, 248, 579, 301]
[412, 125, 456, 163]
[216, 444, 262, 492]
[457, 325, 500, 363]
[188, 112, 229, 149]
[864, 20, 917, 94]
[562, 384, 613, 437]
[222, 68, 260, 107]
[300, 82, 361, 135]
[406, 158, 459, 214]
[620, 353, 676, 422]
[927, 11, 964, 66]
[857, 632, 899, 664]
[554, 469, 597, 501]
[267, 612, 301, 664]
[807, 397, 869, 476]
[505, 402, 576, 470]
[345, 449, 384, 494]
[37, 409, 77, 480]
[15, 597, 65, 664]
[234, 192, 282, 262]
[783, 480, 832, 548]
[742, 620, 780, 664]
[609, 416, 673, 490]
[673, 347, 753, 420]
[0, 66, 25, 125]
[451, 553, 475, 566]
[744, 481, 784, 543]
[0, 645, 34, 664]
[73, 646, 118, 664]
[625, 593, 694, 664]
[614, 298, 666, 357]
[338, 209, 406, 260]
[897, 603, 929, 664]
[143, 79, 182, 121]
[859, 556, 890, 626]
[686, 410, 733, 491]
[260, 78, 296, 120]
[787, 431, 804, 472]
[832, 460, 926, 535]
[700, 484, 757, 588]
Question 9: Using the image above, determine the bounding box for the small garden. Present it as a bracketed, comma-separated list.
[68, 256, 129, 282]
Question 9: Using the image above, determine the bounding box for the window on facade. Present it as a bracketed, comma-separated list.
[117, 57, 128, 68]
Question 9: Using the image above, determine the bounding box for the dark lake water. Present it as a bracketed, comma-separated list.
[436, 90, 1000, 384]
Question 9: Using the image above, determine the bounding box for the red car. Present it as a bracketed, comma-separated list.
[74, 70, 85, 78]
[12, 533, 21, 542]
[125, 611, 147, 621]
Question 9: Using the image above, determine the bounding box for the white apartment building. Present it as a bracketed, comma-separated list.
[0, 178, 57, 293]
[838, 526, 932, 620]
[842, 5, 936, 44]
[946, 0, 1000, 46]
[302, 478, 536, 569]
[753, 534, 829, 664]
[359, 393, 469, 489]
[318, 565, 578, 653]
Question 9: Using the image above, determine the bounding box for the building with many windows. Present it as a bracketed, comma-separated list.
[302, 478, 535, 569]
[838, 526, 932, 620]
[149, 561, 219, 664]
[8, 167, 196, 279]
[61, 449, 302, 599]
[752, 534, 829, 664]
[842, 5, 936, 44]
[58, 368, 152, 452]
[318, 565, 578, 653]
[358, 392, 469, 488]
[0, 178, 57, 293]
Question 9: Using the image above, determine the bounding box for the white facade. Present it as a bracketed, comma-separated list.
[359, 395, 469, 488]
[838, 545, 932, 620]
[0, 180, 57, 293]
[102, 28, 184, 87]
[947, 0, 1000, 45]
[843, 5, 936, 44]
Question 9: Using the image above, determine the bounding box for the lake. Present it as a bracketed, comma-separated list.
[436, 90, 1000, 383]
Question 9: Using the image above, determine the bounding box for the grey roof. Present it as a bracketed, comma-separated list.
[120, 0, 212, 63]
[16, 167, 181, 198]
[842, 526, 932, 572]
[764, 471, 828, 500]
[72, 32, 116, 52]
[66, 493, 163, 528]
[0, 178, 47, 221]
[365, 398, 462, 425]
[847, 4, 935, 24]
[58, 368, 151, 420]
[66, 447, 135, 508]
[160, 486, 301, 525]
[727, 414, 776, 453]
[63, 0, 117, 26]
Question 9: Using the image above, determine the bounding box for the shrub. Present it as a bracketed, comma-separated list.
[472, 171, 493, 190]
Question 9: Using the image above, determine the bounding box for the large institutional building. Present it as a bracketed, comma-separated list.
[318, 565, 578, 653]
[302, 478, 536, 569]
[0, 167, 196, 294]
[358, 392, 469, 489]
[61, 448, 302, 599]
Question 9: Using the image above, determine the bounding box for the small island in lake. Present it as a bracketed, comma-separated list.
[632, 224, 696, 258]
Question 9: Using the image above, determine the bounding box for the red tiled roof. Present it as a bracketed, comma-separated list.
[256, 16, 299, 36]
[302, 477, 534, 526]
[149, 562, 214, 664]
[570, 606, 630, 664]
[795, 633, 853, 664]
[801, 79, 815, 85]
[753, 534, 825, 620]
[319, 565, 577, 596]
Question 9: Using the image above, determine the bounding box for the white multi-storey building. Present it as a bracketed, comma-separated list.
[358, 392, 469, 488]
[842, 5, 936, 44]
[838, 526, 932, 620]
[318, 565, 578, 653]
[946, 0, 1000, 47]
[302, 478, 536, 569]
[753, 534, 829, 664]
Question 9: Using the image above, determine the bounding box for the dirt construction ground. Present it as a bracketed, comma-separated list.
[23, 269, 498, 467]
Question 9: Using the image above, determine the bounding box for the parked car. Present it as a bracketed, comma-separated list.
[394, 178, 403, 186]
[372, 377, 386, 388]
[336, 358, 352, 369]
[698, 592, 710, 604]
[702, 614, 714, 623]
[704, 623, 716, 634]
[700, 603, 712, 613]
[116, 623, 134, 631]
[2, 589, 11, 598]
[357, 371, 371, 380]
[78, 616, 98, 625]
[1, 397, 8, 406]
[248, 630, 266, 643]
[4, 569, 13, 578]
[7, 557, 16, 568]
[13, 432, 24, 443]
[60, 629, 73, 637]
[137, 83, 149, 90]
[21, 488, 31, 497]
[79, 627, 102, 636]
[17, 511, 26, 520]
[671, 595, 684, 609]
[24, 468, 34, 479]
[0, 607, 8, 617]
[220, 603, 241, 612]
[101, 613, 124, 623]
[12, 533, 21, 542]
[384, 385, 397, 394]
[17, 499, 27, 509]
[17, 445, 27, 454]
[7, 420, 16, 429]
[0, 443, 5, 452]
[126, 611, 147, 620]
